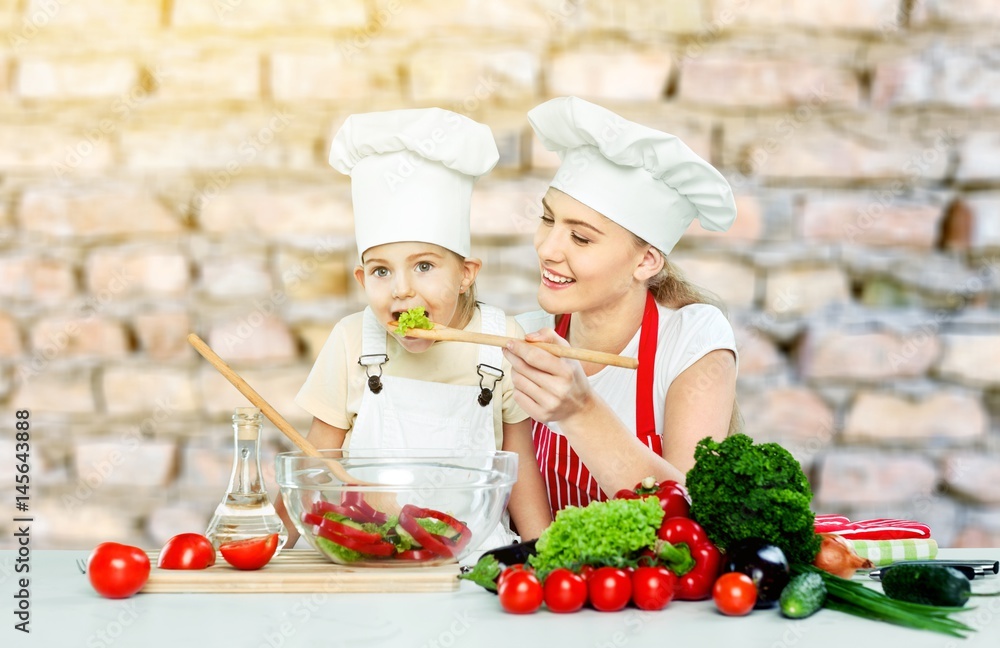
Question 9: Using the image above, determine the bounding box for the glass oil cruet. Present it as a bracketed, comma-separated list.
[205, 406, 288, 551]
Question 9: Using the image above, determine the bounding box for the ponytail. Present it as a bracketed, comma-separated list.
[646, 259, 719, 311]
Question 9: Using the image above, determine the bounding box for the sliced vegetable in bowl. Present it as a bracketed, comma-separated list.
[302, 500, 473, 565]
[276, 449, 517, 567]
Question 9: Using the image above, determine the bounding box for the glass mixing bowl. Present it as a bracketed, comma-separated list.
[275, 449, 518, 566]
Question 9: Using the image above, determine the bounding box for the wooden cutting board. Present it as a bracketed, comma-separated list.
[141, 549, 461, 593]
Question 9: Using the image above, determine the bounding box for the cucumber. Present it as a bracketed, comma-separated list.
[780, 572, 827, 619]
[881, 565, 970, 607]
[395, 524, 419, 547]
[315, 536, 364, 564]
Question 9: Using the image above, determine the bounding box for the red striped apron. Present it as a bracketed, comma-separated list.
[532, 291, 662, 517]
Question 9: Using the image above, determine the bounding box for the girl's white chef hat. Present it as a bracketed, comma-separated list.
[527, 97, 737, 254]
[330, 107, 499, 260]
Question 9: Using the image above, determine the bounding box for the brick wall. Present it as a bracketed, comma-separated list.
[1, 0, 999, 549]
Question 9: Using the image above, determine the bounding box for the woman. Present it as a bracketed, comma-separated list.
[504, 97, 740, 516]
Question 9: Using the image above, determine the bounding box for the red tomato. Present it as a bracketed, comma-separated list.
[576, 564, 596, 582]
[219, 534, 279, 571]
[497, 563, 533, 588]
[87, 542, 151, 599]
[497, 570, 543, 614]
[543, 568, 587, 613]
[157, 533, 217, 570]
[631, 566, 677, 611]
[588, 567, 632, 612]
[713, 572, 757, 616]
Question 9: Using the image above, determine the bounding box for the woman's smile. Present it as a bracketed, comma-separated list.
[541, 268, 575, 288]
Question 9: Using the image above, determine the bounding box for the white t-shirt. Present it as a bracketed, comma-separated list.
[296, 307, 528, 450]
[517, 302, 738, 439]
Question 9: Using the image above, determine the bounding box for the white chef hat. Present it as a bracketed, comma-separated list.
[330, 107, 499, 260]
[527, 97, 736, 254]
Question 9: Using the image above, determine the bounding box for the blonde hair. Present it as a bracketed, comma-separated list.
[637, 236, 743, 437]
[448, 248, 479, 328]
[458, 284, 477, 327]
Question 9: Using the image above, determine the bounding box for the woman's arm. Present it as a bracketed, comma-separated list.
[273, 417, 348, 548]
[504, 331, 681, 491]
[504, 331, 735, 493]
[661, 349, 736, 475]
[501, 419, 552, 540]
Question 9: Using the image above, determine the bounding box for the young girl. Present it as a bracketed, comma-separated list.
[278, 108, 551, 549]
[504, 97, 741, 517]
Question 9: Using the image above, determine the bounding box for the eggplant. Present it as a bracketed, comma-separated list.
[459, 540, 538, 595]
[481, 538, 538, 567]
[723, 538, 790, 609]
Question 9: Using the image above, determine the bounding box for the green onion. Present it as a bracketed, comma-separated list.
[793, 565, 976, 638]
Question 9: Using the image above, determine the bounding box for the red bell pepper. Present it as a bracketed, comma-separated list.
[614, 476, 691, 521]
[315, 523, 396, 556]
[341, 492, 390, 525]
[653, 516, 721, 601]
[317, 517, 383, 545]
[311, 499, 360, 520]
[311, 495, 390, 526]
[398, 504, 472, 558]
[301, 511, 325, 527]
[303, 509, 396, 557]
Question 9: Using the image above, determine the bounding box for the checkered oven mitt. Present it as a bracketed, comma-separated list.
[815, 514, 936, 568]
[844, 538, 939, 567]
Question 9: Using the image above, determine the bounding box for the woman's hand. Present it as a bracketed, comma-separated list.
[503, 328, 596, 423]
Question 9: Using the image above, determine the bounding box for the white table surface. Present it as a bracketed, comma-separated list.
[3, 548, 999, 647]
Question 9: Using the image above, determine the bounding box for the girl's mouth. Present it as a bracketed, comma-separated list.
[392, 310, 431, 322]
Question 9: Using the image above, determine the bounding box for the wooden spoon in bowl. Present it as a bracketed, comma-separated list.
[186, 334, 402, 514]
[389, 321, 639, 370]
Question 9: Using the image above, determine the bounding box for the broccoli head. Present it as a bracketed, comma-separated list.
[686, 433, 822, 567]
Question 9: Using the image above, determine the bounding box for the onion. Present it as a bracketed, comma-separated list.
[813, 533, 874, 579]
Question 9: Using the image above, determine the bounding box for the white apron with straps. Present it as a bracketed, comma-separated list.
[350, 305, 519, 553]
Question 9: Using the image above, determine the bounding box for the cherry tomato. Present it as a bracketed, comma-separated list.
[87, 542, 151, 599]
[576, 564, 596, 582]
[497, 563, 533, 588]
[497, 570, 543, 614]
[543, 568, 587, 613]
[631, 566, 677, 611]
[588, 567, 632, 612]
[713, 572, 757, 616]
[157, 533, 217, 570]
[219, 534, 279, 571]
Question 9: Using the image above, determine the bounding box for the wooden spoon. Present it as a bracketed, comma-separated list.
[186, 333, 377, 488]
[389, 321, 639, 370]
